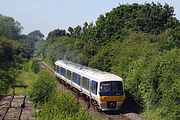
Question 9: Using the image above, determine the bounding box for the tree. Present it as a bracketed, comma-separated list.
[74, 25, 82, 36]
[83, 22, 88, 31]
[95, 3, 179, 44]
[0, 15, 23, 39]
[47, 29, 67, 39]
[162, 26, 180, 50]
[28, 30, 44, 42]
[0, 37, 24, 63]
[68, 27, 74, 36]
[0, 37, 25, 96]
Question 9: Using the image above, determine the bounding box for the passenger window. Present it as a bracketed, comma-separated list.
[77, 74, 81, 85]
[72, 72, 77, 83]
[82, 77, 89, 90]
[91, 81, 97, 94]
[60, 67, 66, 76]
[67, 70, 72, 80]
[60, 67, 63, 75]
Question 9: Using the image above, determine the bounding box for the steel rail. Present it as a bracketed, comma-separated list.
[1, 94, 15, 120]
[17, 95, 26, 120]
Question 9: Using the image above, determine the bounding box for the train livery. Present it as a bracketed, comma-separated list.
[54, 60, 125, 111]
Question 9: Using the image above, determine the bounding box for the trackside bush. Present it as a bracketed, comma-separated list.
[23, 59, 39, 73]
[31, 60, 40, 73]
[28, 70, 56, 104]
[36, 91, 92, 120]
[0, 70, 14, 95]
[125, 49, 180, 120]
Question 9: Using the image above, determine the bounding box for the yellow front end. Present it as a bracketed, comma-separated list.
[99, 95, 125, 111]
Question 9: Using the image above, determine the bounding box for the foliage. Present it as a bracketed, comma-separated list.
[95, 3, 178, 44]
[17, 30, 44, 59]
[47, 29, 69, 39]
[28, 30, 44, 42]
[125, 49, 180, 120]
[22, 59, 40, 73]
[12, 60, 39, 94]
[34, 2, 179, 120]
[31, 60, 40, 73]
[162, 26, 180, 50]
[0, 14, 22, 39]
[28, 70, 56, 104]
[36, 91, 92, 120]
[35, 36, 82, 64]
[0, 36, 25, 95]
[0, 37, 24, 64]
[0, 15, 42, 96]
[0, 70, 14, 95]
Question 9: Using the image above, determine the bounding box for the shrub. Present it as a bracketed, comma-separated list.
[36, 91, 92, 120]
[23, 59, 39, 73]
[28, 70, 56, 104]
[125, 49, 180, 120]
[31, 60, 40, 73]
[0, 70, 14, 95]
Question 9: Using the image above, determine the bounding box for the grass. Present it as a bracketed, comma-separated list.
[8, 59, 39, 95]
[8, 71, 38, 94]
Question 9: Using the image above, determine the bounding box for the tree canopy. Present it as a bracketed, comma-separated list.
[0, 15, 43, 95]
[0, 14, 23, 39]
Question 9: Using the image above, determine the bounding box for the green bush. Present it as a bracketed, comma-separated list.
[23, 59, 39, 73]
[0, 70, 15, 95]
[31, 60, 40, 73]
[28, 70, 56, 104]
[125, 49, 180, 120]
[36, 91, 92, 120]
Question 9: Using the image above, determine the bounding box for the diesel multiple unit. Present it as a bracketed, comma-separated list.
[54, 60, 125, 111]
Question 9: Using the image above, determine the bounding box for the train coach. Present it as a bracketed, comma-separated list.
[54, 60, 125, 111]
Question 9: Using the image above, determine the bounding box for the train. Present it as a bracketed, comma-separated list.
[54, 60, 125, 111]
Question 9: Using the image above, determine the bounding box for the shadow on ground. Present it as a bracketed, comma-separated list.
[120, 91, 142, 114]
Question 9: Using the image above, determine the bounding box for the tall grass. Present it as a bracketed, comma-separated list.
[8, 60, 38, 94]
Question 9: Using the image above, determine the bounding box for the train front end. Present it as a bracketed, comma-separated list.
[98, 81, 125, 111]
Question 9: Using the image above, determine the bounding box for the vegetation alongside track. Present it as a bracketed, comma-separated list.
[0, 2, 179, 120]
[35, 3, 180, 120]
[0, 14, 44, 96]
[27, 62, 92, 120]
[10, 59, 93, 120]
[36, 91, 92, 120]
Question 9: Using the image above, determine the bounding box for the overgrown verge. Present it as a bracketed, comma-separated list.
[0, 37, 26, 95]
[13, 59, 39, 94]
[36, 91, 92, 120]
[28, 70, 56, 104]
[27, 66, 92, 120]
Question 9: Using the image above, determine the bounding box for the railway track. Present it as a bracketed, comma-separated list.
[1, 94, 26, 120]
[38, 59, 131, 120]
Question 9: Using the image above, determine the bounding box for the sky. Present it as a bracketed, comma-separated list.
[0, 0, 180, 37]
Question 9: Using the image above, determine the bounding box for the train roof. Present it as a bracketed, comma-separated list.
[55, 60, 123, 82]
